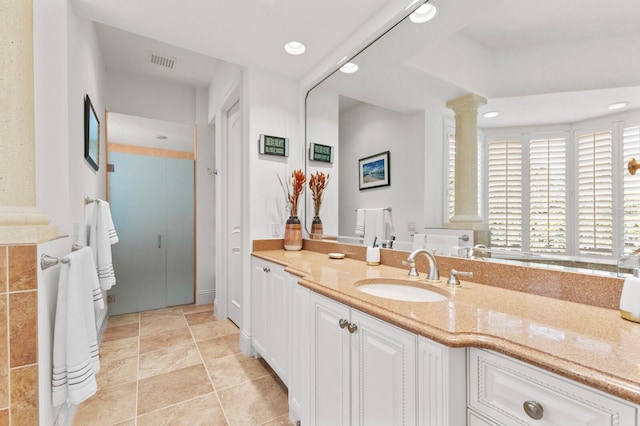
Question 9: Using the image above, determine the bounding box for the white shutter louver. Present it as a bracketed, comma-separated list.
[529, 138, 567, 253]
[488, 139, 522, 249]
[448, 133, 456, 220]
[623, 125, 640, 255]
[577, 131, 613, 256]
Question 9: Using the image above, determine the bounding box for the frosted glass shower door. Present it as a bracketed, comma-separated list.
[109, 151, 194, 315]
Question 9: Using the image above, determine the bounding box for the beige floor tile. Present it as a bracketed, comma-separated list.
[97, 355, 138, 389]
[197, 333, 241, 362]
[106, 313, 140, 329]
[101, 323, 139, 343]
[138, 343, 202, 379]
[219, 374, 289, 426]
[260, 414, 295, 426]
[137, 364, 213, 415]
[99, 336, 138, 363]
[185, 311, 219, 326]
[137, 393, 228, 426]
[140, 316, 188, 337]
[180, 303, 214, 315]
[73, 382, 137, 426]
[113, 419, 136, 426]
[140, 306, 184, 322]
[190, 319, 239, 342]
[206, 353, 271, 391]
[139, 327, 193, 354]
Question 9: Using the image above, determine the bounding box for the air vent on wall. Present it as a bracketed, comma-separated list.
[149, 52, 177, 69]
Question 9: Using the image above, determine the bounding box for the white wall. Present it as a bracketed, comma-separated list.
[305, 88, 339, 236]
[195, 87, 216, 304]
[339, 102, 425, 243]
[34, 1, 107, 424]
[104, 71, 195, 124]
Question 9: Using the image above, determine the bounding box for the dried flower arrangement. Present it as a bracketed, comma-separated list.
[309, 171, 330, 217]
[278, 169, 306, 217]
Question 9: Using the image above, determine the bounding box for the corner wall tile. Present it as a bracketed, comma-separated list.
[10, 365, 39, 425]
[0, 247, 6, 294]
[9, 291, 37, 367]
[8, 245, 37, 292]
[0, 295, 8, 409]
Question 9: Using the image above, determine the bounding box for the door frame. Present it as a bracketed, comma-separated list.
[214, 74, 252, 353]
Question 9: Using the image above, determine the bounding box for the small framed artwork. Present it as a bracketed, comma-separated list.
[358, 151, 390, 190]
[84, 94, 100, 171]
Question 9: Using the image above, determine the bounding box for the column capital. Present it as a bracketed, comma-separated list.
[446, 93, 487, 116]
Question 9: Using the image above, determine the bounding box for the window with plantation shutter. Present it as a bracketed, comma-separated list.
[577, 130, 613, 256]
[529, 138, 567, 252]
[623, 125, 640, 255]
[447, 132, 456, 220]
[487, 139, 522, 249]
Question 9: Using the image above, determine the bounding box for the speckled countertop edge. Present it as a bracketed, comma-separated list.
[252, 247, 640, 405]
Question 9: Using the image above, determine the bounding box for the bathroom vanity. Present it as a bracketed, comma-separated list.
[251, 245, 640, 425]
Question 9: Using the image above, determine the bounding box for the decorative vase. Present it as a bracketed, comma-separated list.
[311, 216, 323, 239]
[284, 215, 303, 251]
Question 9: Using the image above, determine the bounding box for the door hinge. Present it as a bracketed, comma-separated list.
[107, 295, 116, 304]
[107, 163, 115, 172]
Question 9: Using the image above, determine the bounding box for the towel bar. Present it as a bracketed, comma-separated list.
[84, 196, 96, 205]
[41, 254, 70, 271]
[354, 207, 392, 212]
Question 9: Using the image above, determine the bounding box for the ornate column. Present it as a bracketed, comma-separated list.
[446, 93, 486, 224]
[0, 0, 57, 243]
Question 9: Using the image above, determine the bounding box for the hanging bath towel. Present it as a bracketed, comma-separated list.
[89, 199, 119, 290]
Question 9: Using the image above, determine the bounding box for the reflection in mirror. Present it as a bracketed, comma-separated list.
[305, 0, 640, 273]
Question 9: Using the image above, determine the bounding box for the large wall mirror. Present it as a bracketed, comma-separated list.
[305, 0, 640, 272]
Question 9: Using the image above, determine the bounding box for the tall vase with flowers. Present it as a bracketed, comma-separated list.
[278, 169, 306, 251]
[308, 171, 330, 239]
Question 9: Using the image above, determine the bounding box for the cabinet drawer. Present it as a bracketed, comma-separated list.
[469, 349, 636, 425]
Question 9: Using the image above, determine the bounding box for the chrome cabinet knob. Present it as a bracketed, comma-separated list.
[347, 323, 358, 334]
[339, 319, 349, 329]
[523, 400, 544, 420]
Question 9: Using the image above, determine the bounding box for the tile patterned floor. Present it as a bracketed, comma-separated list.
[74, 304, 292, 425]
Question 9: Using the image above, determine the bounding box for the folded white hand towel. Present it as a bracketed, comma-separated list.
[364, 208, 385, 247]
[52, 247, 101, 407]
[355, 208, 365, 236]
[412, 233, 426, 250]
[90, 200, 118, 290]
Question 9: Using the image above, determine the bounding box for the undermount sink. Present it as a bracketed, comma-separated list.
[355, 279, 447, 302]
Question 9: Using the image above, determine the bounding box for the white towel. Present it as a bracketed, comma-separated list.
[364, 208, 385, 247]
[383, 209, 394, 240]
[355, 209, 365, 236]
[89, 199, 118, 290]
[52, 247, 102, 407]
[620, 276, 640, 317]
[412, 233, 426, 250]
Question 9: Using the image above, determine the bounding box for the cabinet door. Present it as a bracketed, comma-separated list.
[350, 310, 417, 426]
[268, 266, 290, 385]
[310, 293, 351, 426]
[251, 259, 269, 358]
[289, 282, 310, 425]
[418, 337, 466, 426]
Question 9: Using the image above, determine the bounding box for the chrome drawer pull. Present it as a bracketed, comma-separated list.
[339, 319, 349, 329]
[347, 322, 358, 334]
[523, 400, 544, 420]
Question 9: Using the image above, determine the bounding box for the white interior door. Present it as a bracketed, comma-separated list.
[227, 101, 243, 326]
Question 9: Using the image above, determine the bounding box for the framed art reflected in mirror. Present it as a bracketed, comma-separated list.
[359, 151, 390, 190]
[84, 94, 100, 171]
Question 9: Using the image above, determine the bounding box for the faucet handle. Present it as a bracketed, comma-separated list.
[447, 269, 473, 286]
[402, 260, 419, 278]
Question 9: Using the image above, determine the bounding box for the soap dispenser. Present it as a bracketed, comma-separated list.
[620, 268, 640, 323]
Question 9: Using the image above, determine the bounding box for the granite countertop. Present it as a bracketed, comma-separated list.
[252, 249, 640, 405]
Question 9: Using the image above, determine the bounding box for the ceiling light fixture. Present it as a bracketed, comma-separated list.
[483, 111, 500, 118]
[405, 0, 421, 10]
[340, 62, 359, 74]
[410, 3, 437, 24]
[608, 101, 629, 110]
[284, 41, 306, 56]
[337, 56, 348, 66]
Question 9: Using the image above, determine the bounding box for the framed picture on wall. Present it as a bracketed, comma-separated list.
[358, 151, 390, 190]
[84, 94, 100, 171]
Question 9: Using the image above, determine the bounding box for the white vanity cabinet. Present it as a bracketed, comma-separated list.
[251, 257, 292, 386]
[309, 292, 417, 425]
[468, 348, 638, 425]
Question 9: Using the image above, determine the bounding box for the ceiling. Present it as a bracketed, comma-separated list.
[72, 0, 397, 83]
[319, 0, 640, 128]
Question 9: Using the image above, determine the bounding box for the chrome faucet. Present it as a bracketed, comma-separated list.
[467, 244, 488, 259]
[404, 249, 440, 282]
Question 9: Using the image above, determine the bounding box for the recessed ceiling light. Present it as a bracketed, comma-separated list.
[410, 3, 437, 24]
[483, 111, 500, 118]
[156, 135, 168, 140]
[608, 101, 629, 110]
[284, 41, 306, 55]
[340, 62, 359, 74]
